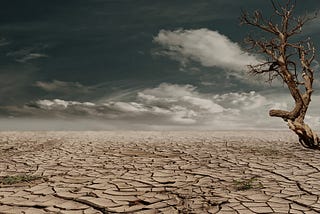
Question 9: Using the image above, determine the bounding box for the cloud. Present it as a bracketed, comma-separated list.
[300, 10, 320, 35]
[153, 28, 259, 71]
[137, 83, 224, 115]
[16, 53, 48, 63]
[6, 46, 48, 63]
[27, 84, 208, 124]
[35, 99, 95, 110]
[213, 91, 268, 110]
[35, 80, 91, 94]
[1, 83, 302, 130]
[0, 38, 10, 46]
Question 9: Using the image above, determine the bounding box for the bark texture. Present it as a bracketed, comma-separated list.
[241, 0, 319, 149]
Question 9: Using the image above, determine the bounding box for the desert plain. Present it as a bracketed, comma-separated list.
[0, 131, 320, 213]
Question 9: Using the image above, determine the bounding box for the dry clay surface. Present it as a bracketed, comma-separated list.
[0, 131, 320, 213]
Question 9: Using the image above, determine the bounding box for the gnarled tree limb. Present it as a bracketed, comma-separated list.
[241, 0, 319, 149]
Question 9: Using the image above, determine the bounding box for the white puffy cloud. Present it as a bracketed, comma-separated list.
[181, 96, 224, 113]
[36, 99, 95, 110]
[154, 28, 259, 71]
[139, 83, 195, 99]
[4, 83, 306, 130]
[136, 83, 226, 124]
[103, 102, 147, 114]
[213, 91, 268, 110]
[137, 83, 224, 114]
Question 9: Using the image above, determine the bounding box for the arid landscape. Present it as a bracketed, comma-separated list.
[0, 131, 320, 213]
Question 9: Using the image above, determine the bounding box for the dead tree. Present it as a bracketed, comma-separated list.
[241, 0, 319, 149]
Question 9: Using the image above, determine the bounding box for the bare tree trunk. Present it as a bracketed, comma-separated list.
[269, 72, 320, 149]
[241, 0, 319, 149]
[288, 119, 319, 149]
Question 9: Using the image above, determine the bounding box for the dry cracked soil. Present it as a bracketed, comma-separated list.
[0, 131, 320, 213]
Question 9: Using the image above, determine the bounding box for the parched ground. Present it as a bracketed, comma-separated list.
[0, 131, 320, 214]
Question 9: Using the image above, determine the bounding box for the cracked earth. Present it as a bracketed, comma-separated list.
[0, 131, 320, 213]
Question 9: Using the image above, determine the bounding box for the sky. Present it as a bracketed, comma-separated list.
[1, 0, 320, 130]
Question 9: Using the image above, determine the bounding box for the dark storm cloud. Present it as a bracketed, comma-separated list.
[0, 0, 320, 129]
[35, 80, 91, 94]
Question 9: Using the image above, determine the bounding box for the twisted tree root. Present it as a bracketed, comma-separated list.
[287, 120, 320, 149]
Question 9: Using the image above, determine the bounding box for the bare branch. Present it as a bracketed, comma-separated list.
[240, 9, 281, 35]
[241, 0, 320, 148]
[287, 11, 317, 36]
